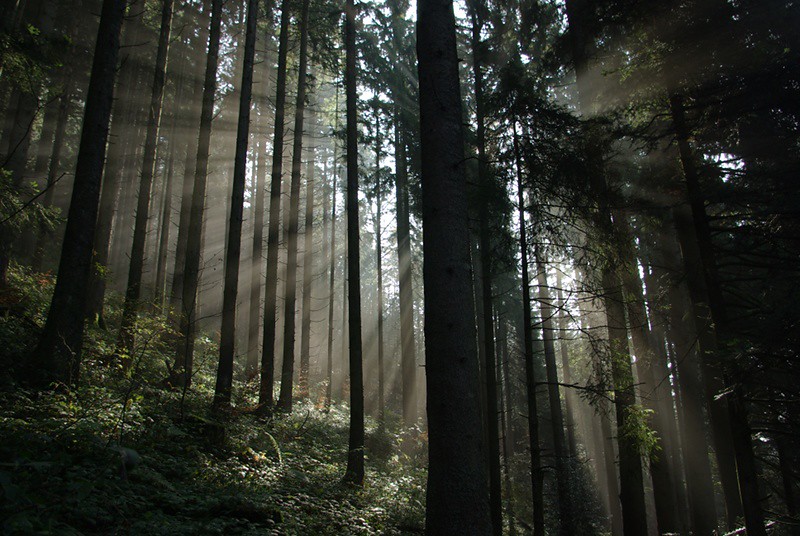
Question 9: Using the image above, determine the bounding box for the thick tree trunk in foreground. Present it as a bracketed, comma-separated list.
[118, 0, 175, 359]
[418, 0, 490, 524]
[342, 0, 364, 485]
[213, 0, 258, 410]
[29, 0, 126, 386]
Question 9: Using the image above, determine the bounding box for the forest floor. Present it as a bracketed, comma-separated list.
[0, 265, 427, 535]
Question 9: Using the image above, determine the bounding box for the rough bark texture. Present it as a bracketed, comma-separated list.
[29, 0, 126, 386]
[417, 0, 490, 526]
[342, 0, 364, 485]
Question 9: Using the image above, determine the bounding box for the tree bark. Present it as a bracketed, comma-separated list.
[370, 104, 385, 422]
[117, 0, 175, 359]
[259, 0, 292, 408]
[298, 125, 315, 400]
[169, 0, 207, 321]
[417, 0, 490, 527]
[173, 0, 223, 387]
[276, 0, 311, 413]
[513, 122, 544, 536]
[393, 103, 417, 426]
[213, 0, 258, 410]
[29, 0, 127, 386]
[245, 22, 275, 378]
[534, 249, 573, 535]
[467, 6, 502, 532]
[342, 0, 364, 485]
[324, 148, 338, 406]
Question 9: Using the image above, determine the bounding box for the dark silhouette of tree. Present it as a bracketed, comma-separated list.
[29, 0, 128, 386]
[417, 0, 491, 529]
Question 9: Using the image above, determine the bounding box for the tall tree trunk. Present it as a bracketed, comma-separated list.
[173, 0, 223, 387]
[670, 93, 764, 535]
[342, 0, 364, 485]
[298, 126, 315, 400]
[169, 0, 207, 321]
[647, 214, 719, 535]
[393, 103, 417, 426]
[245, 131, 266, 377]
[85, 6, 147, 326]
[534, 249, 573, 535]
[373, 108, 385, 424]
[154, 103, 180, 311]
[324, 151, 338, 406]
[498, 317, 516, 535]
[117, 0, 175, 359]
[29, 0, 127, 386]
[603, 265, 650, 536]
[417, 0, 490, 527]
[276, 0, 311, 413]
[245, 25, 275, 378]
[513, 122, 544, 536]
[600, 402, 624, 535]
[555, 274, 578, 458]
[618, 229, 681, 535]
[259, 0, 292, 408]
[564, 0, 650, 530]
[467, 6, 502, 531]
[213, 0, 258, 410]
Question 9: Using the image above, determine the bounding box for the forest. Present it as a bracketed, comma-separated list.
[0, 0, 798, 534]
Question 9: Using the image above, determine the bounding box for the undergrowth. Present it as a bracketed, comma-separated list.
[0, 264, 426, 535]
